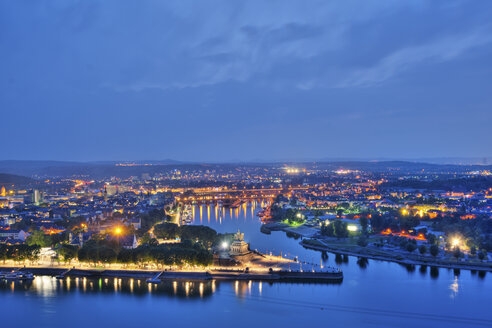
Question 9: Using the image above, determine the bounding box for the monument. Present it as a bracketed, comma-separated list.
[229, 229, 250, 258]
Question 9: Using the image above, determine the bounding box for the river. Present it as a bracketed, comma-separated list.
[1, 201, 491, 327]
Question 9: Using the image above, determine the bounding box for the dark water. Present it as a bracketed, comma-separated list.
[1, 202, 491, 328]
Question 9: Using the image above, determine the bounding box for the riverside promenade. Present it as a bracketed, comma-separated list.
[0, 266, 343, 283]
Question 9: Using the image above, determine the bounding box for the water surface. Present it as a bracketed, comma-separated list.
[1, 202, 491, 328]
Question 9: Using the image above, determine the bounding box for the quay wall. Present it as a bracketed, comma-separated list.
[0, 267, 343, 283]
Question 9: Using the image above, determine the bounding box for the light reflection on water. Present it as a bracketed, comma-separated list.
[1, 202, 491, 328]
[0, 277, 219, 299]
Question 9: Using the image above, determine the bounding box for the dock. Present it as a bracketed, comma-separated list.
[1, 267, 343, 283]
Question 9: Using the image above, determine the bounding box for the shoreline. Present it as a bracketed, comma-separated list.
[262, 221, 492, 273]
[300, 240, 492, 272]
[0, 266, 343, 283]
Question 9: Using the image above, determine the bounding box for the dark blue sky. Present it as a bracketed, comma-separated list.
[1, 0, 491, 162]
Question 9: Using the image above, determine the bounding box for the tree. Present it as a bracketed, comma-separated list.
[333, 220, 348, 239]
[0, 244, 7, 263]
[154, 223, 179, 240]
[418, 245, 427, 255]
[359, 217, 369, 234]
[429, 244, 439, 257]
[26, 230, 52, 247]
[370, 214, 386, 232]
[99, 246, 117, 264]
[180, 225, 217, 247]
[470, 246, 477, 256]
[478, 251, 486, 261]
[321, 223, 334, 237]
[426, 233, 437, 245]
[406, 243, 417, 253]
[27, 245, 40, 263]
[57, 244, 78, 263]
[453, 248, 462, 259]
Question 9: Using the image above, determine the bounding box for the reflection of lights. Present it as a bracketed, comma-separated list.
[34, 276, 56, 297]
[450, 277, 459, 299]
[259, 281, 262, 295]
[173, 281, 177, 294]
[199, 282, 204, 298]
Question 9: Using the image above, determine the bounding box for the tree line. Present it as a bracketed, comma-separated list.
[0, 244, 40, 264]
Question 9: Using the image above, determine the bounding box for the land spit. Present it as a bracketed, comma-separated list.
[300, 240, 492, 273]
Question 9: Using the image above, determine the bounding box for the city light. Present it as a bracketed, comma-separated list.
[114, 227, 122, 235]
[221, 242, 229, 250]
[451, 237, 461, 248]
[347, 225, 358, 232]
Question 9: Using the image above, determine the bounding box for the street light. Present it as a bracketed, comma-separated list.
[221, 242, 229, 250]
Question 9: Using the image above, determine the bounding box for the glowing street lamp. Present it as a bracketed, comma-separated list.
[347, 225, 358, 232]
[451, 237, 461, 248]
[221, 242, 229, 250]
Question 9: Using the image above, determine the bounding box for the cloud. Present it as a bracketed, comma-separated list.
[338, 30, 492, 88]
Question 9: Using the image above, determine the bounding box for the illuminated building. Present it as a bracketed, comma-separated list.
[25, 189, 43, 205]
[229, 230, 250, 257]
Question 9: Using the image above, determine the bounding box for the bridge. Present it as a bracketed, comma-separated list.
[175, 186, 309, 204]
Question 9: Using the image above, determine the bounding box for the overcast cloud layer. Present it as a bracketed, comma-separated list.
[1, 0, 491, 162]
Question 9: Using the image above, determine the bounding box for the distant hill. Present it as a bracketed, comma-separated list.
[0, 173, 36, 186]
[0, 159, 490, 179]
[0, 160, 185, 176]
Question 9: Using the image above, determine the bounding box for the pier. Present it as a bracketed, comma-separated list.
[1, 267, 343, 283]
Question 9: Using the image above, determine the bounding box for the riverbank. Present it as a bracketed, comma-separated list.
[300, 239, 492, 272]
[261, 222, 318, 238]
[0, 266, 343, 283]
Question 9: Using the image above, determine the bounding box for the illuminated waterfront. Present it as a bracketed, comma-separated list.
[2, 202, 490, 327]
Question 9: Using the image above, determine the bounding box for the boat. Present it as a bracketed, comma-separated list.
[3, 272, 34, 281]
